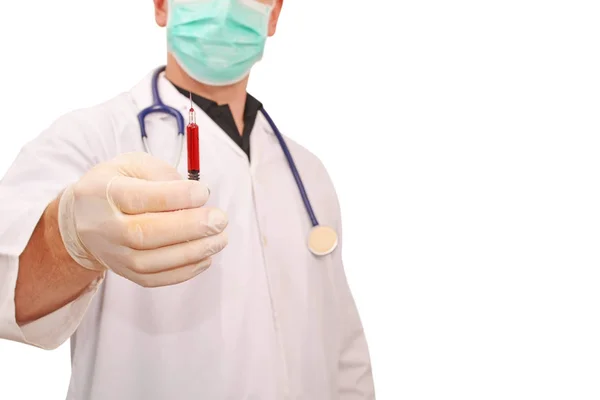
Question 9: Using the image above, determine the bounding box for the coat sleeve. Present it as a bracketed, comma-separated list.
[0, 110, 111, 350]
[333, 218, 376, 399]
[318, 165, 375, 399]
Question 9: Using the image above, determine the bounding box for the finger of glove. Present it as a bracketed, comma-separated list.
[118, 258, 213, 288]
[125, 231, 228, 274]
[113, 152, 182, 181]
[108, 177, 210, 214]
[120, 207, 228, 249]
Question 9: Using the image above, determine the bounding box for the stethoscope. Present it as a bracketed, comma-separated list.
[137, 66, 338, 256]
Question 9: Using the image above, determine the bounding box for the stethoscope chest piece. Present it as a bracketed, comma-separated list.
[308, 225, 338, 256]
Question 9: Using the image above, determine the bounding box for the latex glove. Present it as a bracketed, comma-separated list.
[58, 152, 228, 288]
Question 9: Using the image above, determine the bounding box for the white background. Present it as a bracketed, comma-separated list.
[1, 0, 600, 399]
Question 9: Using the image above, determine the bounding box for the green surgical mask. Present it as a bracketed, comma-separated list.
[167, 0, 273, 86]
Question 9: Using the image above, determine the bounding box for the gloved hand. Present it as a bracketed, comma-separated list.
[58, 152, 228, 288]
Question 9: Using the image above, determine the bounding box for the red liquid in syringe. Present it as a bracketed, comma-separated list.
[187, 99, 200, 181]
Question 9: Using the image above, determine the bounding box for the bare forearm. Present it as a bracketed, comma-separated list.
[15, 196, 103, 325]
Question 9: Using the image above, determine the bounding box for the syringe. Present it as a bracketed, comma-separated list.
[187, 92, 200, 181]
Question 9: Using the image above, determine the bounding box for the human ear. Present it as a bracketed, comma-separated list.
[268, 0, 283, 36]
[154, 0, 168, 27]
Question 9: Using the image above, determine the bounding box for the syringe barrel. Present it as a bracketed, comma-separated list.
[187, 122, 200, 177]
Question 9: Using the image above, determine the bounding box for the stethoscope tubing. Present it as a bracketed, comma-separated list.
[139, 66, 320, 229]
[261, 109, 319, 228]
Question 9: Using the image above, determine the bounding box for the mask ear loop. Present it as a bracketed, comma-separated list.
[238, 0, 274, 15]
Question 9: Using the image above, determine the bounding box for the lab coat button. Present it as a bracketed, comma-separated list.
[262, 235, 268, 246]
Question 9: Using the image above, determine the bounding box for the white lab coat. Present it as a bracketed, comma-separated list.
[0, 69, 375, 400]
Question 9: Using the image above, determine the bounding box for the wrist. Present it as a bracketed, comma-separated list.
[57, 186, 105, 272]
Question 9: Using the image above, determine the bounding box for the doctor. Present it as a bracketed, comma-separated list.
[0, 0, 375, 399]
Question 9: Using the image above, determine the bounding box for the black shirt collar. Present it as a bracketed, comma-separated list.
[171, 83, 262, 160]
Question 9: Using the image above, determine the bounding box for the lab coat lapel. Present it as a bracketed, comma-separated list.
[249, 112, 288, 175]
